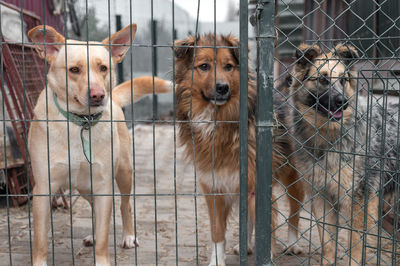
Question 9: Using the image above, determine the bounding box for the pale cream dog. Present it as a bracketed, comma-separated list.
[28, 24, 171, 266]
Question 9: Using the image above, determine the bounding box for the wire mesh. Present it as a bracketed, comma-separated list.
[0, 0, 399, 265]
[273, 0, 400, 265]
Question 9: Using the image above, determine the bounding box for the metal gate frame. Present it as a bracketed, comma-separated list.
[239, 0, 275, 264]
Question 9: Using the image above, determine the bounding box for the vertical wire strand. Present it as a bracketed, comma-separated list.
[62, 0, 75, 263]
[171, 0, 179, 264]
[316, 49, 333, 266]
[375, 72, 388, 265]
[40, 1, 56, 264]
[349, 70, 363, 264]
[393, 72, 400, 265]
[361, 70, 373, 266]
[83, 0, 96, 263]
[187, 1, 202, 263]
[150, 0, 159, 264]
[329, 57, 345, 265]
[305, 51, 319, 266]
[211, 0, 218, 263]
[0, 3, 13, 265]
[19, 1, 28, 237]
[106, 0, 118, 264]
[19, 0, 33, 263]
[310, 54, 331, 265]
[128, 0, 139, 264]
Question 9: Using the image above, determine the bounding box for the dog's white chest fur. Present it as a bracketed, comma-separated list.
[190, 107, 239, 197]
[199, 167, 239, 200]
[190, 106, 216, 139]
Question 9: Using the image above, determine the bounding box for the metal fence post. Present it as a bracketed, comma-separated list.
[239, 0, 249, 264]
[255, 0, 275, 265]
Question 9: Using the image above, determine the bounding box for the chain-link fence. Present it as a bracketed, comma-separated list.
[0, 0, 399, 265]
[272, 0, 400, 265]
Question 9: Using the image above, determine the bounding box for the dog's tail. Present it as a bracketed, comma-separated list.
[112, 76, 172, 107]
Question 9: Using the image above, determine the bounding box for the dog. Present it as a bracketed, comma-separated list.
[28, 24, 171, 265]
[290, 43, 398, 265]
[174, 34, 304, 265]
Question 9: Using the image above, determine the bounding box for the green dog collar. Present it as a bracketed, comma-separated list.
[53, 92, 103, 163]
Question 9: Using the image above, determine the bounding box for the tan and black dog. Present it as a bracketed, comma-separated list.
[28, 24, 171, 266]
[291, 43, 398, 265]
[174, 34, 304, 265]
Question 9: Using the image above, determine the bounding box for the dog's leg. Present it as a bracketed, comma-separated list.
[248, 195, 255, 253]
[115, 164, 137, 248]
[348, 196, 378, 266]
[285, 166, 304, 255]
[312, 195, 338, 265]
[272, 194, 278, 258]
[32, 169, 63, 266]
[81, 195, 96, 247]
[201, 183, 231, 266]
[80, 188, 113, 265]
[93, 193, 112, 266]
[115, 123, 137, 248]
[32, 185, 51, 266]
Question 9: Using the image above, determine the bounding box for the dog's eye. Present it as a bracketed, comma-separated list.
[198, 63, 210, 71]
[225, 64, 233, 71]
[340, 77, 348, 86]
[69, 66, 80, 74]
[317, 76, 330, 85]
[100, 65, 108, 72]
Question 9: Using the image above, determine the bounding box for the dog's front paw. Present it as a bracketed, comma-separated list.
[121, 234, 138, 248]
[286, 243, 303, 255]
[33, 261, 47, 266]
[208, 260, 226, 266]
[209, 241, 226, 266]
[233, 243, 253, 255]
[83, 235, 94, 246]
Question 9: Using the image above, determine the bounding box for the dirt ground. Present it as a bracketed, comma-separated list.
[0, 125, 398, 265]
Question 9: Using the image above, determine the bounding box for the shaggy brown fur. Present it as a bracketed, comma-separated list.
[174, 34, 304, 265]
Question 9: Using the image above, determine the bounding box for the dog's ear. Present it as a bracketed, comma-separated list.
[28, 25, 65, 62]
[333, 44, 359, 66]
[173, 36, 195, 60]
[295, 44, 321, 66]
[222, 35, 241, 64]
[102, 23, 137, 63]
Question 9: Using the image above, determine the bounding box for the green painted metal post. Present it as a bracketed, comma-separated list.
[255, 0, 275, 265]
[116, 15, 124, 84]
[151, 19, 158, 118]
[239, 0, 249, 264]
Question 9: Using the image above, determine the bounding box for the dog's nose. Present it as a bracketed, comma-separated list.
[90, 89, 105, 103]
[215, 83, 229, 96]
[333, 94, 348, 110]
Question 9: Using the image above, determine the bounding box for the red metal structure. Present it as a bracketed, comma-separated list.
[1, 1, 63, 206]
[3, 0, 64, 33]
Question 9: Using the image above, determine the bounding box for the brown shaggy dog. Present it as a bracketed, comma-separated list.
[174, 34, 304, 265]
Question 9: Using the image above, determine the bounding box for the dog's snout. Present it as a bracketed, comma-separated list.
[333, 94, 348, 110]
[215, 83, 230, 96]
[89, 89, 105, 104]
